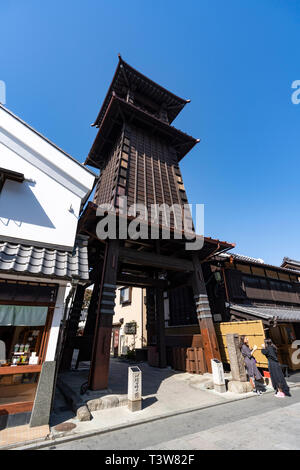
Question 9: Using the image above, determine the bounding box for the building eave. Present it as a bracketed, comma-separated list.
[92, 55, 189, 129]
[86, 94, 199, 168]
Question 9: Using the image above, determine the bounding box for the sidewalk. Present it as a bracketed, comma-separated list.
[3, 359, 300, 449]
[0, 424, 49, 448]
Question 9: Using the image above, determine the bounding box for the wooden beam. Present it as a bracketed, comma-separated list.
[119, 247, 193, 272]
[117, 273, 167, 288]
[0, 401, 34, 415]
[0, 365, 42, 375]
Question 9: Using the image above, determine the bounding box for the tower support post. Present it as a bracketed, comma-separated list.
[192, 255, 221, 372]
[156, 286, 167, 368]
[89, 240, 119, 390]
[60, 284, 86, 371]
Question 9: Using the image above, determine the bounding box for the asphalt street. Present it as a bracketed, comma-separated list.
[45, 386, 300, 450]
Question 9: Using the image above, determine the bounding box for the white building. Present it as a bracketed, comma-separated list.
[112, 287, 147, 355]
[0, 104, 95, 429]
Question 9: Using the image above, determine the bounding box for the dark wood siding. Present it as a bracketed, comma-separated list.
[0, 280, 58, 303]
[93, 122, 190, 231]
[169, 285, 197, 326]
[225, 269, 300, 305]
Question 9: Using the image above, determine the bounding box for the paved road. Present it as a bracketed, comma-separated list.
[47, 387, 300, 450]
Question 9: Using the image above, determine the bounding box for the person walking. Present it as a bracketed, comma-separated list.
[240, 335, 264, 394]
[261, 339, 291, 397]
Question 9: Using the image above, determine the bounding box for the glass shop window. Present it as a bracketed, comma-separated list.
[120, 287, 131, 305]
[0, 305, 48, 366]
[0, 305, 49, 408]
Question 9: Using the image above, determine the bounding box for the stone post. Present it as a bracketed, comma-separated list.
[226, 334, 252, 393]
[128, 366, 142, 412]
[0, 339, 6, 363]
[226, 333, 247, 382]
[211, 358, 226, 393]
[30, 361, 56, 427]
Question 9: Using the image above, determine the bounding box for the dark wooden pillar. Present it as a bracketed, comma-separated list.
[88, 240, 119, 390]
[192, 255, 221, 373]
[60, 284, 86, 371]
[156, 286, 167, 368]
[146, 287, 156, 345]
[75, 260, 103, 365]
[83, 262, 103, 336]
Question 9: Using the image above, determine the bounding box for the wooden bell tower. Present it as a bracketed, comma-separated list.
[61, 56, 232, 390]
[86, 55, 199, 231]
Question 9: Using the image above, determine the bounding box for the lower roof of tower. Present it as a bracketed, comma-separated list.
[78, 201, 235, 266]
[92, 55, 189, 129]
[86, 94, 199, 169]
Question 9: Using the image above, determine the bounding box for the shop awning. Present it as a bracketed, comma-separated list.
[0, 305, 48, 326]
[227, 303, 300, 323]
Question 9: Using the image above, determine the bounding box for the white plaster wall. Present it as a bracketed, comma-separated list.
[114, 287, 145, 349]
[45, 283, 70, 362]
[0, 106, 94, 194]
[0, 144, 82, 248]
[0, 106, 95, 249]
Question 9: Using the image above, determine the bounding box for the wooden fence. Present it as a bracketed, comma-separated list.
[171, 347, 207, 374]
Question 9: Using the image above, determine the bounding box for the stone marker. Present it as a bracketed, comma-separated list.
[87, 397, 103, 412]
[30, 361, 56, 427]
[76, 405, 92, 421]
[211, 358, 226, 393]
[128, 366, 142, 412]
[101, 395, 120, 409]
[0, 339, 6, 363]
[228, 380, 252, 394]
[226, 333, 247, 382]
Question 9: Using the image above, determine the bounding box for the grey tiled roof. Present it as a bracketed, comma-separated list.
[282, 257, 300, 270]
[220, 252, 300, 275]
[0, 238, 89, 281]
[220, 252, 265, 264]
[228, 303, 300, 323]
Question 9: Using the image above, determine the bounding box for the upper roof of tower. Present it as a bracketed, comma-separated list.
[92, 55, 190, 128]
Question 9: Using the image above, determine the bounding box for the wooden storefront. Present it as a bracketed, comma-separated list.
[0, 280, 58, 416]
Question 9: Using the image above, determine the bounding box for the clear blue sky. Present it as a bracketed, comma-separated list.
[1, 0, 299, 266]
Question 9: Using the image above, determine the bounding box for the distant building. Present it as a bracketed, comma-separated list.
[203, 252, 300, 370]
[111, 287, 147, 357]
[281, 257, 300, 272]
[116, 253, 300, 372]
[206, 252, 300, 326]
